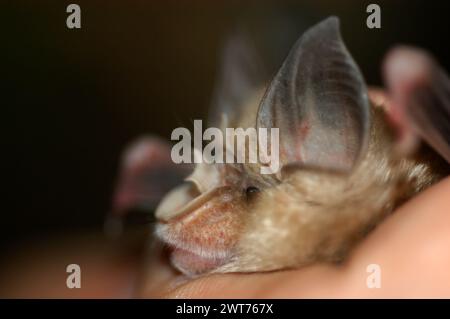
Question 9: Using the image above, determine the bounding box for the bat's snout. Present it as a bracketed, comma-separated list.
[155, 185, 245, 276]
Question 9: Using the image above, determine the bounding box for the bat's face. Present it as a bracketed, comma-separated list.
[155, 144, 286, 275]
[155, 163, 260, 276]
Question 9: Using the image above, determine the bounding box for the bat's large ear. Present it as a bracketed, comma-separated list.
[257, 17, 370, 173]
[209, 32, 267, 130]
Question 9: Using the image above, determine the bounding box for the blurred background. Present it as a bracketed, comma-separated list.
[1, 0, 449, 297]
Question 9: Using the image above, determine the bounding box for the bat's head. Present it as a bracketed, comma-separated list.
[154, 161, 274, 276]
[155, 16, 371, 276]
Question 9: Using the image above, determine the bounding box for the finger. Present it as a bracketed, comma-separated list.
[343, 175, 450, 297]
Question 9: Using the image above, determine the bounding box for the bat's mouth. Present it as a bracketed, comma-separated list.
[168, 246, 229, 276]
[155, 222, 234, 276]
[154, 183, 244, 276]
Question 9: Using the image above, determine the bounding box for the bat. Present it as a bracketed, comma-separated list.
[112, 17, 449, 277]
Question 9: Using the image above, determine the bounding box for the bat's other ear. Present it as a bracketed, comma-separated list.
[108, 136, 192, 235]
[257, 17, 370, 174]
[208, 31, 268, 130]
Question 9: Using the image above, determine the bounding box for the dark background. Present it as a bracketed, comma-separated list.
[2, 0, 449, 250]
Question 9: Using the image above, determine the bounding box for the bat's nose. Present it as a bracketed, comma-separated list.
[155, 184, 245, 276]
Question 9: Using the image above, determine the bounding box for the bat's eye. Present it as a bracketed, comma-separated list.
[245, 186, 260, 201]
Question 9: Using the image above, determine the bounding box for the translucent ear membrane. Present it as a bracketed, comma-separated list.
[257, 16, 370, 173]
